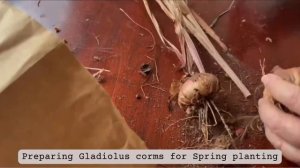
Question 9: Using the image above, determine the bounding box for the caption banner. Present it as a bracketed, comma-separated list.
[19, 149, 282, 164]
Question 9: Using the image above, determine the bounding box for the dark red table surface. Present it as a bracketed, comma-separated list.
[9, 0, 300, 167]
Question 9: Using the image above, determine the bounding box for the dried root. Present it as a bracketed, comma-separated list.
[185, 99, 234, 146]
[233, 115, 262, 141]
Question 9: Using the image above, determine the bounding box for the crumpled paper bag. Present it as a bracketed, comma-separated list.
[0, 1, 146, 166]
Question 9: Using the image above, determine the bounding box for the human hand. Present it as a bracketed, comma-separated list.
[259, 73, 300, 165]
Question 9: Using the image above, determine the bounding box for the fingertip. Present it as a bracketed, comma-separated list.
[264, 127, 283, 150]
[261, 74, 269, 84]
[258, 98, 268, 117]
[258, 98, 264, 106]
[258, 97, 271, 107]
[257, 97, 278, 125]
[261, 74, 278, 85]
[262, 73, 300, 114]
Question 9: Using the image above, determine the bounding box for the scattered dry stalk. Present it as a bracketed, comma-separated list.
[191, 10, 228, 52]
[142, 1, 253, 149]
[181, 2, 250, 97]
[259, 58, 266, 75]
[182, 29, 205, 73]
[141, 82, 166, 99]
[147, 0, 250, 97]
[146, 56, 160, 82]
[119, 8, 156, 50]
[93, 34, 101, 46]
[143, 0, 186, 67]
[85, 67, 110, 80]
[210, 0, 235, 28]
[209, 100, 234, 144]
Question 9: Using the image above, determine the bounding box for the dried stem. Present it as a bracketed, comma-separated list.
[93, 34, 100, 46]
[140, 85, 148, 99]
[182, 29, 205, 73]
[119, 8, 156, 50]
[220, 109, 233, 118]
[85, 67, 110, 72]
[259, 58, 266, 76]
[177, 24, 187, 71]
[141, 82, 167, 98]
[146, 56, 159, 82]
[191, 10, 228, 52]
[210, 0, 235, 28]
[143, 0, 186, 67]
[152, 0, 250, 97]
[148, 85, 166, 92]
[198, 108, 202, 130]
[209, 100, 235, 147]
[182, 7, 250, 97]
[205, 100, 217, 127]
[143, 0, 166, 45]
[85, 67, 110, 80]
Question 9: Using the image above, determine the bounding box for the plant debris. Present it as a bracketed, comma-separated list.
[143, 0, 186, 67]
[142, 0, 263, 150]
[94, 34, 101, 46]
[93, 56, 101, 62]
[146, 56, 159, 82]
[140, 82, 166, 99]
[54, 27, 61, 33]
[85, 67, 110, 82]
[144, 0, 250, 97]
[119, 8, 156, 51]
[140, 63, 152, 76]
[210, 0, 235, 28]
[192, 10, 228, 52]
[259, 58, 266, 75]
[265, 37, 273, 43]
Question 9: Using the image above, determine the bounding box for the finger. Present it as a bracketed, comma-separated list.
[272, 66, 292, 81]
[273, 66, 300, 85]
[265, 127, 300, 164]
[265, 127, 282, 149]
[258, 98, 300, 148]
[262, 74, 300, 114]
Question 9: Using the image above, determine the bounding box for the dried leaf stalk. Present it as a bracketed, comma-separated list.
[191, 10, 228, 52]
[182, 29, 205, 73]
[143, 0, 186, 67]
[154, 0, 205, 73]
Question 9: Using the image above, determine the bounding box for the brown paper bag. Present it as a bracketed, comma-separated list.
[0, 1, 146, 166]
